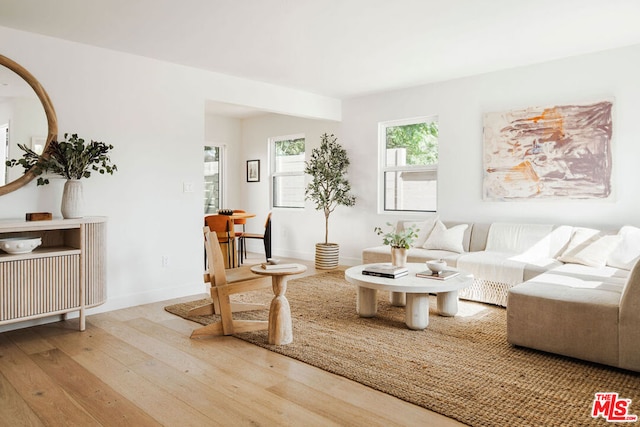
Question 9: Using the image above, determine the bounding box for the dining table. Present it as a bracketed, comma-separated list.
[208, 212, 256, 268]
[223, 212, 256, 221]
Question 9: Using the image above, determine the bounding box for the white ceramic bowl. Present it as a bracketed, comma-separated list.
[0, 237, 42, 254]
[426, 260, 447, 273]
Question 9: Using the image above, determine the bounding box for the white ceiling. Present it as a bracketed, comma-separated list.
[2, 0, 640, 116]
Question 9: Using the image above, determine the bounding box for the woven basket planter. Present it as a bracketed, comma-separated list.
[315, 243, 339, 270]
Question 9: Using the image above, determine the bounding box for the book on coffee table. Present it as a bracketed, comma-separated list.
[362, 264, 409, 279]
[416, 270, 460, 280]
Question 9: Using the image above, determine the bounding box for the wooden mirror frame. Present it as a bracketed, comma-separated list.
[0, 54, 58, 196]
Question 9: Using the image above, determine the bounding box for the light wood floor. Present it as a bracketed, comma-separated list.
[0, 253, 465, 427]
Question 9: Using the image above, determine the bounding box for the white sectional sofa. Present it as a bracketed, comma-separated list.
[362, 218, 640, 371]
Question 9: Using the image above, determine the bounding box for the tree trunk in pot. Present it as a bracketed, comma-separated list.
[315, 243, 339, 269]
[61, 179, 84, 219]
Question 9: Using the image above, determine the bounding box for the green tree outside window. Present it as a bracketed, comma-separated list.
[275, 138, 305, 156]
[386, 122, 438, 165]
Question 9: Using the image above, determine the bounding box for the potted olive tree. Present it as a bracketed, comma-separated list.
[305, 133, 356, 269]
[6, 133, 117, 218]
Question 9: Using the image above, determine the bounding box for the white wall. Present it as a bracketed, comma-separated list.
[0, 26, 341, 326]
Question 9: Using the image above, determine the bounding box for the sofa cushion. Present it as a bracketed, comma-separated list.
[485, 223, 555, 254]
[518, 271, 625, 293]
[558, 234, 622, 268]
[548, 263, 629, 283]
[423, 221, 468, 253]
[522, 260, 564, 281]
[608, 225, 640, 270]
[469, 223, 491, 252]
[557, 227, 600, 258]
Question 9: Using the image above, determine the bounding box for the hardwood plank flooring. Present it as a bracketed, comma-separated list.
[0, 253, 465, 426]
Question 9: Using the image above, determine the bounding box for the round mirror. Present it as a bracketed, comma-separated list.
[0, 54, 57, 196]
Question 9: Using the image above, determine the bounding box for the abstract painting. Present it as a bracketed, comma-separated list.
[483, 100, 613, 200]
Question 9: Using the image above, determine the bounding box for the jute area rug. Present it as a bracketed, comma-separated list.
[165, 270, 640, 426]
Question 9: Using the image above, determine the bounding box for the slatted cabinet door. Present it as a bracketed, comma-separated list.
[0, 217, 107, 331]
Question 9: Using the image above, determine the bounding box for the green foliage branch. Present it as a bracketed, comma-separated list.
[304, 133, 356, 244]
[374, 222, 420, 249]
[6, 133, 117, 185]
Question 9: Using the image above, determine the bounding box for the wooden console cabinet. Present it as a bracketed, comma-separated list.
[0, 217, 107, 331]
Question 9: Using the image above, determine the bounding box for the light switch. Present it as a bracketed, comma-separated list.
[183, 182, 194, 193]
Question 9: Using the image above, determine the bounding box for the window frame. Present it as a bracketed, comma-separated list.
[204, 143, 225, 214]
[378, 116, 438, 214]
[269, 133, 306, 209]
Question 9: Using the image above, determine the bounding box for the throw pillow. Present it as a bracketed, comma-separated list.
[558, 234, 623, 268]
[402, 217, 439, 248]
[557, 227, 601, 258]
[422, 221, 468, 253]
[607, 225, 640, 270]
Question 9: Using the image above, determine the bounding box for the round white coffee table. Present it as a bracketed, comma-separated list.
[345, 263, 473, 330]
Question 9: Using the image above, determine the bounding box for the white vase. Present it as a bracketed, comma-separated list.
[61, 179, 84, 219]
[391, 247, 408, 267]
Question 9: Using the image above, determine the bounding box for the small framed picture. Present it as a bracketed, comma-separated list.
[247, 159, 260, 182]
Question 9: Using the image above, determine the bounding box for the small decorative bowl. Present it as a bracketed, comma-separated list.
[0, 237, 42, 254]
[217, 209, 234, 215]
[426, 260, 447, 273]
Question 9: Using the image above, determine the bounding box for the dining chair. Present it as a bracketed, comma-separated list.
[232, 209, 247, 264]
[189, 226, 271, 338]
[242, 212, 272, 261]
[204, 214, 235, 268]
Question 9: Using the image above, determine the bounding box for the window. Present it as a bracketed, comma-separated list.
[204, 145, 223, 214]
[270, 134, 305, 208]
[379, 117, 439, 212]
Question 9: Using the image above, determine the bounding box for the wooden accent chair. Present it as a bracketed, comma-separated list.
[189, 226, 271, 338]
[242, 212, 272, 261]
